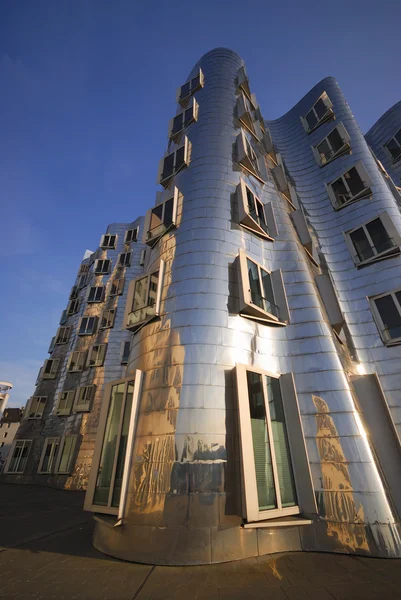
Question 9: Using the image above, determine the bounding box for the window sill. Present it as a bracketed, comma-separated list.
[243, 516, 312, 529]
[304, 110, 335, 134]
[239, 161, 266, 185]
[356, 247, 401, 268]
[240, 222, 274, 242]
[146, 224, 175, 248]
[240, 310, 287, 327]
[384, 337, 401, 347]
[126, 314, 158, 334]
[334, 188, 372, 211]
[319, 144, 351, 167]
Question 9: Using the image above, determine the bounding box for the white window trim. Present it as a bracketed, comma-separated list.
[78, 316, 98, 336]
[100, 234, 117, 249]
[176, 68, 204, 105]
[55, 391, 75, 417]
[301, 91, 334, 133]
[87, 286, 105, 303]
[369, 289, 401, 346]
[237, 129, 268, 184]
[238, 249, 289, 326]
[344, 211, 401, 268]
[100, 308, 116, 330]
[74, 385, 96, 412]
[158, 137, 190, 187]
[326, 160, 373, 210]
[67, 298, 80, 315]
[168, 98, 198, 140]
[139, 249, 146, 267]
[121, 340, 131, 365]
[25, 396, 47, 420]
[237, 178, 277, 241]
[94, 259, 111, 275]
[42, 359, 59, 379]
[144, 188, 179, 247]
[38, 437, 60, 474]
[124, 227, 139, 244]
[4, 439, 32, 474]
[67, 350, 87, 372]
[77, 273, 89, 289]
[55, 434, 79, 475]
[312, 123, 351, 167]
[87, 343, 107, 368]
[84, 372, 143, 520]
[384, 129, 401, 164]
[124, 260, 165, 333]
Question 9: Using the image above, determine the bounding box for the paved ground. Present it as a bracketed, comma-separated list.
[1, 484, 401, 599]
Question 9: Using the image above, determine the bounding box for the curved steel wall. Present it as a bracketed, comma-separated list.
[366, 100, 401, 186]
[93, 50, 401, 564]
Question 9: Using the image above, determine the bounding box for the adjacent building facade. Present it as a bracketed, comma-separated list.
[0, 407, 22, 472]
[4, 48, 401, 564]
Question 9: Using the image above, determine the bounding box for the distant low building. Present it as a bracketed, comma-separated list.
[0, 407, 23, 473]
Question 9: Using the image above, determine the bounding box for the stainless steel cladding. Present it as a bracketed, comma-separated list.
[90, 49, 401, 564]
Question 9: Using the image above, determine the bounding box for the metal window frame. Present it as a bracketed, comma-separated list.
[237, 178, 275, 241]
[384, 128, 401, 164]
[67, 350, 87, 372]
[159, 137, 189, 187]
[124, 260, 165, 333]
[301, 91, 334, 133]
[55, 326, 70, 345]
[87, 343, 107, 368]
[42, 359, 59, 379]
[169, 97, 198, 140]
[78, 316, 98, 336]
[4, 439, 32, 474]
[100, 234, 117, 249]
[369, 289, 401, 346]
[94, 259, 111, 275]
[145, 188, 179, 247]
[37, 437, 60, 474]
[177, 68, 204, 105]
[110, 278, 125, 296]
[100, 308, 116, 330]
[344, 211, 401, 267]
[124, 227, 139, 244]
[118, 252, 132, 267]
[312, 122, 351, 166]
[26, 396, 47, 420]
[326, 160, 372, 210]
[74, 384, 96, 412]
[55, 433, 79, 474]
[55, 390, 75, 416]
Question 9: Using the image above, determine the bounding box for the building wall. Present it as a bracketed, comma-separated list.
[366, 101, 401, 186]
[0, 422, 20, 472]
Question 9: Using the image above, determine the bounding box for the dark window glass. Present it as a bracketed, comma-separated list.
[344, 167, 365, 196]
[375, 295, 401, 339]
[163, 198, 174, 228]
[386, 138, 401, 161]
[305, 109, 318, 130]
[112, 382, 135, 506]
[327, 128, 344, 154]
[172, 114, 183, 134]
[247, 259, 263, 310]
[122, 342, 130, 364]
[150, 204, 163, 235]
[314, 98, 328, 120]
[366, 218, 393, 255]
[179, 82, 190, 99]
[317, 138, 332, 163]
[191, 75, 200, 90]
[162, 154, 174, 179]
[332, 176, 351, 206]
[261, 268, 278, 317]
[395, 130, 401, 145]
[350, 227, 374, 261]
[184, 107, 193, 127]
[175, 146, 185, 170]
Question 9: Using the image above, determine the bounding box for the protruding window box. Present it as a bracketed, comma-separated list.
[237, 66, 251, 101]
[301, 92, 334, 133]
[315, 273, 344, 335]
[237, 130, 268, 184]
[55, 326, 70, 345]
[94, 260, 111, 275]
[238, 250, 289, 326]
[344, 212, 401, 268]
[370, 289, 401, 346]
[169, 99, 198, 141]
[100, 234, 117, 250]
[237, 179, 277, 240]
[42, 359, 60, 380]
[67, 298, 80, 315]
[4, 440, 32, 474]
[117, 252, 131, 268]
[158, 138, 190, 187]
[25, 396, 47, 419]
[125, 261, 165, 333]
[262, 129, 274, 154]
[100, 308, 116, 330]
[326, 161, 372, 210]
[384, 128, 401, 164]
[48, 336, 56, 354]
[125, 228, 138, 244]
[121, 341, 131, 365]
[67, 351, 87, 372]
[87, 344, 107, 368]
[144, 189, 178, 247]
[291, 208, 320, 266]
[55, 391, 75, 416]
[55, 434, 79, 474]
[74, 385, 96, 412]
[312, 123, 351, 166]
[110, 278, 124, 297]
[237, 93, 263, 140]
[176, 69, 204, 106]
[78, 316, 98, 336]
[87, 286, 105, 304]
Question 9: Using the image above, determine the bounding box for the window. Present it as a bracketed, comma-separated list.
[70, 286, 78, 300]
[345, 212, 401, 266]
[100, 308, 116, 330]
[87, 344, 107, 367]
[326, 161, 372, 209]
[42, 359, 59, 379]
[94, 259, 111, 275]
[139, 249, 146, 266]
[59, 309, 68, 325]
[312, 123, 351, 166]
[125, 261, 165, 332]
[38, 437, 60, 474]
[124, 228, 138, 244]
[301, 92, 334, 133]
[118, 252, 131, 267]
[79, 264, 90, 275]
[55, 434, 78, 474]
[78, 316, 98, 336]
[110, 278, 124, 296]
[237, 92, 263, 139]
[48, 336, 56, 354]
[67, 298, 80, 315]
[315, 273, 344, 335]
[74, 385, 96, 412]
[121, 341, 131, 365]
[84, 373, 143, 515]
[55, 326, 70, 345]
[158, 137, 189, 187]
[77, 273, 89, 289]
[177, 69, 204, 105]
[26, 396, 47, 419]
[237, 130, 267, 183]
[87, 286, 105, 303]
[5, 440, 32, 474]
[236, 365, 299, 522]
[385, 129, 401, 163]
[55, 391, 75, 416]
[67, 350, 87, 372]
[237, 179, 277, 240]
[238, 250, 289, 326]
[145, 188, 178, 246]
[370, 290, 401, 345]
[100, 234, 117, 249]
[169, 98, 198, 139]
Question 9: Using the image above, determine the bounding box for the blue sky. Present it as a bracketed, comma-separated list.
[1, 0, 400, 407]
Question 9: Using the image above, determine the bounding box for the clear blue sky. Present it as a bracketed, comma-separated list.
[1, 0, 400, 407]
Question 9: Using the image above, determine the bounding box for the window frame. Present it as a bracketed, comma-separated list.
[55, 326, 71, 345]
[236, 129, 267, 184]
[94, 259, 111, 275]
[74, 385, 96, 412]
[158, 137, 190, 187]
[369, 289, 401, 346]
[55, 390, 75, 416]
[100, 234, 117, 249]
[301, 92, 334, 133]
[67, 350, 87, 372]
[312, 123, 351, 166]
[121, 340, 131, 365]
[236, 92, 263, 140]
[124, 260, 165, 333]
[55, 434, 79, 475]
[42, 359, 59, 379]
[169, 98, 198, 140]
[77, 273, 89, 289]
[78, 316, 98, 336]
[177, 68, 204, 105]
[110, 278, 124, 296]
[84, 372, 143, 518]
[38, 437, 60, 474]
[236, 178, 277, 241]
[87, 343, 107, 368]
[26, 396, 47, 420]
[100, 307, 116, 330]
[4, 439, 32, 474]
[344, 211, 401, 267]
[384, 128, 401, 164]
[326, 161, 373, 210]
[67, 298, 80, 315]
[238, 250, 289, 326]
[118, 252, 131, 268]
[144, 188, 179, 247]
[124, 228, 138, 244]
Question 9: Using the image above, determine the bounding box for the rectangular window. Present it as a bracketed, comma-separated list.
[94, 259, 111, 275]
[87, 344, 107, 367]
[238, 250, 289, 326]
[70, 286, 78, 300]
[145, 188, 178, 246]
[345, 212, 401, 266]
[67, 350, 87, 372]
[237, 92, 262, 140]
[385, 129, 401, 163]
[125, 261, 165, 332]
[78, 316, 98, 336]
[118, 252, 131, 267]
[100, 234, 117, 249]
[302, 92, 334, 133]
[42, 359, 59, 379]
[55, 391, 75, 416]
[313, 123, 351, 166]
[77, 273, 89, 289]
[87, 286, 105, 303]
[48, 336, 55, 354]
[55, 326, 70, 345]
[38, 437, 60, 474]
[236, 365, 299, 522]
[139, 249, 146, 266]
[237, 179, 277, 240]
[327, 161, 372, 209]
[67, 298, 80, 315]
[110, 278, 124, 296]
[237, 130, 267, 183]
[79, 264, 90, 275]
[55, 434, 78, 474]
[5, 440, 32, 474]
[100, 308, 116, 330]
[124, 228, 138, 244]
[84, 373, 143, 516]
[74, 385, 96, 412]
[169, 98, 198, 139]
[177, 69, 204, 104]
[26, 396, 47, 419]
[158, 137, 189, 187]
[370, 290, 401, 345]
[121, 341, 131, 365]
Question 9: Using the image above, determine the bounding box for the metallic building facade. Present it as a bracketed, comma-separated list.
[366, 100, 401, 186]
